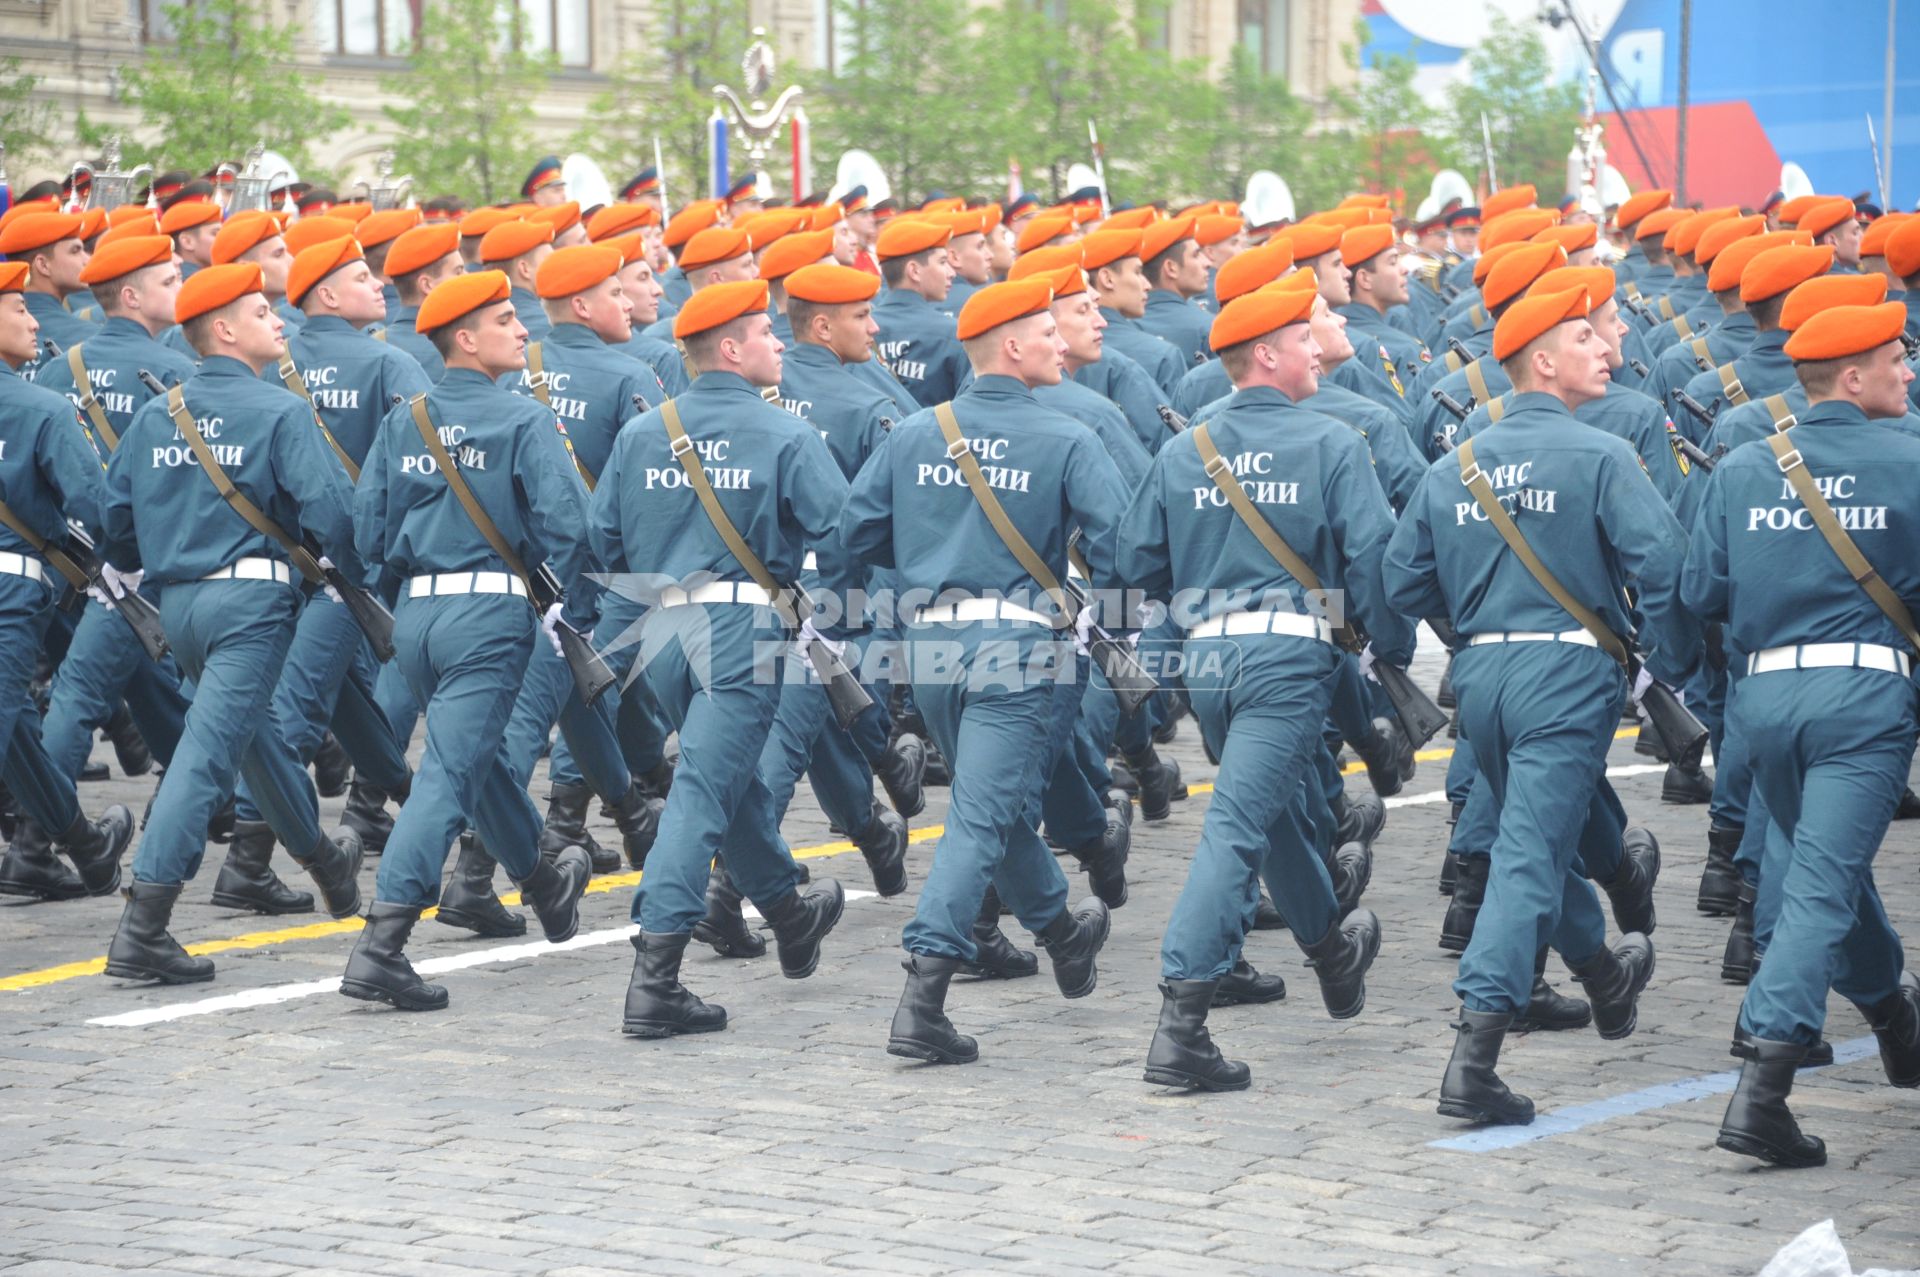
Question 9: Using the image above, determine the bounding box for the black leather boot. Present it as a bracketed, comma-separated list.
[340, 902, 448, 1010]
[1351, 715, 1414, 798]
[853, 801, 909, 897]
[922, 738, 952, 787]
[1735, 1029, 1836, 1069]
[340, 777, 396, 855]
[1122, 748, 1184, 822]
[1438, 1009, 1535, 1125]
[1716, 1038, 1825, 1167]
[0, 818, 86, 901]
[1698, 824, 1744, 915]
[1721, 882, 1756, 984]
[1335, 788, 1386, 849]
[1895, 786, 1920, 820]
[292, 828, 364, 920]
[1863, 971, 1920, 1088]
[691, 857, 766, 958]
[105, 881, 215, 984]
[887, 954, 977, 1063]
[1634, 718, 1668, 760]
[1330, 841, 1371, 916]
[1037, 897, 1111, 999]
[103, 701, 152, 777]
[54, 805, 135, 898]
[1598, 825, 1660, 936]
[512, 845, 590, 943]
[206, 797, 236, 845]
[760, 878, 846, 978]
[1512, 948, 1591, 1032]
[875, 731, 927, 819]
[1144, 980, 1251, 1091]
[436, 834, 526, 937]
[311, 732, 351, 798]
[1439, 801, 1464, 895]
[1069, 807, 1130, 909]
[1568, 933, 1655, 1040]
[1252, 890, 1286, 931]
[210, 820, 314, 914]
[1661, 761, 1713, 805]
[537, 782, 619, 875]
[1440, 856, 1489, 953]
[606, 783, 665, 871]
[961, 888, 1037, 979]
[622, 931, 727, 1037]
[1211, 957, 1286, 1006]
[1298, 907, 1380, 1019]
[633, 757, 675, 802]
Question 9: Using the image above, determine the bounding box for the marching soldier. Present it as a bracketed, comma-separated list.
[160, 199, 222, 276]
[457, 207, 513, 270]
[1643, 227, 1793, 413]
[936, 207, 996, 318]
[1439, 207, 1482, 293]
[1338, 224, 1432, 392]
[638, 224, 757, 345]
[382, 222, 467, 380]
[477, 219, 558, 343]
[1610, 190, 1673, 289]
[1796, 197, 1862, 274]
[352, 208, 425, 322]
[1642, 214, 1758, 356]
[522, 156, 567, 207]
[213, 211, 308, 335]
[1133, 216, 1214, 368]
[871, 218, 971, 406]
[1674, 244, 1835, 439]
[0, 212, 97, 377]
[1193, 213, 1249, 313]
[1170, 243, 1295, 419]
[1081, 227, 1187, 398]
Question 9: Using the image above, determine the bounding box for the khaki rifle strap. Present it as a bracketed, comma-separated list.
[932, 402, 1072, 629]
[1468, 303, 1487, 330]
[1764, 394, 1797, 432]
[164, 386, 325, 584]
[1674, 315, 1695, 343]
[1455, 436, 1629, 667]
[1485, 394, 1506, 424]
[1444, 349, 1464, 374]
[374, 328, 388, 343]
[1688, 336, 1713, 369]
[1766, 431, 1920, 655]
[1716, 362, 1749, 407]
[65, 346, 119, 452]
[0, 496, 89, 592]
[1657, 296, 1676, 322]
[526, 342, 552, 406]
[276, 353, 362, 482]
[407, 395, 537, 601]
[659, 399, 797, 625]
[1464, 359, 1495, 410]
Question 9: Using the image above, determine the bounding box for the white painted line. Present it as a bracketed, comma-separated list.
[1383, 762, 1668, 810]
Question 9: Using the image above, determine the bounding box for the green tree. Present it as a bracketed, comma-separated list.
[0, 57, 60, 173]
[1445, 13, 1582, 197]
[384, 0, 555, 205]
[1320, 34, 1457, 206]
[112, 0, 346, 174]
[1194, 46, 1313, 207]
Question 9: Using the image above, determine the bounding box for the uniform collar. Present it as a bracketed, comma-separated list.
[1716, 310, 1756, 336]
[690, 369, 764, 397]
[0, 362, 21, 382]
[510, 285, 542, 308]
[1224, 384, 1294, 410]
[1748, 328, 1790, 357]
[962, 373, 1037, 402]
[390, 303, 420, 323]
[197, 354, 260, 380]
[1501, 389, 1580, 421]
[440, 366, 503, 393]
[100, 315, 162, 343]
[543, 322, 606, 349]
[785, 341, 844, 371]
[297, 314, 360, 336]
[1793, 399, 1871, 429]
[879, 288, 934, 313]
[23, 291, 70, 314]
[1098, 305, 1140, 328]
[1335, 302, 1383, 327]
[1146, 289, 1187, 307]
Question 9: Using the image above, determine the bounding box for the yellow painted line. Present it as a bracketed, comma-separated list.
[0, 725, 1642, 994]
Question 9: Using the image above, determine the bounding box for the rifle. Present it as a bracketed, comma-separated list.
[42, 337, 61, 363]
[1631, 652, 1708, 770]
[788, 580, 874, 732]
[525, 562, 615, 705]
[1332, 617, 1447, 749]
[1446, 336, 1476, 368]
[138, 369, 396, 662]
[54, 523, 170, 662]
[1431, 388, 1472, 422]
[1065, 533, 1157, 717]
[1620, 294, 1656, 325]
[1628, 357, 1651, 380]
[1673, 387, 1719, 433]
[1157, 404, 1188, 434]
[1674, 433, 1718, 472]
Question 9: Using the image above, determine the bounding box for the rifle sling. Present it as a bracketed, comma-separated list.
[66, 345, 119, 452]
[277, 353, 362, 482]
[1766, 430, 1920, 656]
[1463, 360, 1504, 423]
[1455, 436, 1628, 666]
[0, 497, 88, 591]
[932, 402, 1072, 630]
[164, 386, 324, 585]
[1716, 362, 1749, 407]
[407, 395, 537, 602]
[659, 398, 797, 626]
[1764, 394, 1796, 432]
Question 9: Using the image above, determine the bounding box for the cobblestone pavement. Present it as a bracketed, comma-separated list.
[3, 659, 1917, 1277]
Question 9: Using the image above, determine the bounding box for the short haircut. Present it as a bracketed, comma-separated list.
[428, 311, 484, 362]
[1795, 355, 1848, 397]
[1218, 331, 1278, 382]
[786, 296, 831, 343]
[682, 314, 752, 369]
[880, 247, 938, 289]
[1142, 240, 1186, 287]
[88, 262, 164, 318]
[1498, 348, 1538, 389]
[1748, 292, 1787, 331]
[392, 265, 434, 304]
[364, 241, 393, 277]
[181, 310, 221, 358]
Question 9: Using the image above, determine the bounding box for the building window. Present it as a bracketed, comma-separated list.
[1136, 0, 1169, 51]
[137, 0, 212, 44]
[518, 0, 592, 67]
[314, 0, 417, 57]
[814, 0, 862, 73]
[1238, 0, 1288, 77]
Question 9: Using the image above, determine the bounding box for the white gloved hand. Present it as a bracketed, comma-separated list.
[1358, 642, 1379, 684]
[1073, 606, 1097, 656]
[1630, 664, 1657, 707]
[98, 563, 143, 601]
[317, 555, 336, 573]
[794, 617, 846, 664]
[323, 585, 344, 604]
[540, 601, 567, 659]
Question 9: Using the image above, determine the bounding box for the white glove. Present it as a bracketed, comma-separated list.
[540, 601, 567, 659]
[794, 617, 846, 664]
[317, 555, 336, 573]
[1358, 642, 1379, 684]
[1073, 606, 1097, 657]
[323, 585, 344, 604]
[98, 563, 143, 601]
[1630, 665, 1657, 708]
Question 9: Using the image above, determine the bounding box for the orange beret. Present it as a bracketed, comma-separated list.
[1481, 185, 1538, 221]
[1070, 202, 1102, 225]
[1783, 301, 1906, 362]
[784, 263, 880, 305]
[108, 204, 159, 231]
[77, 208, 108, 242]
[1532, 222, 1599, 254]
[1706, 230, 1811, 291]
[935, 208, 993, 238]
[78, 235, 172, 285]
[1008, 245, 1083, 282]
[0, 211, 85, 256]
[1796, 197, 1856, 239]
[529, 201, 581, 235]
[287, 237, 363, 306]
[1776, 194, 1823, 226]
[1139, 215, 1196, 263]
[535, 243, 622, 299]
[1101, 207, 1163, 232]
[1281, 221, 1341, 261]
[586, 203, 659, 241]
[0, 262, 27, 293]
[757, 228, 835, 282]
[955, 278, 1055, 341]
[739, 208, 811, 245]
[662, 200, 724, 249]
[96, 221, 163, 250]
[385, 224, 461, 278]
[1526, 265, 1617, 312]
[459, 207, 517, 240]
[158, 201, 221, 236]
[1209, 284, 1314, 352]
[606, 232, 648, 265]
[1215, 242, 1295, 303]
[679, 225, 753, 269]
[1040, 264, 1089, 298]
[1780, 274, 1888, 331]
[1615, 189, 1672, 230]
[1194, 215, 1243, 248]
[876, 218, 952, 260]
[1265, 266, 1320, 295]
[1482, 209, 1559, 250]
[1471, 241, 1526, 286]
[284, 216, 358, 256]
[211, 211, 279, 264]
[329, 201, 374, 224]
[0, 204, 49, 237]
[919, 198, 965, 215]
[1634, 208, 1688, 242]
[1078, 228, 1143, 272]
[1014, 212, 1075, 254]
[1339, 193, 1392, 210]
[809, 203, 846, 231]
[1693, 214, 1765, 266]
[175, 262, 264, 324]
[1493, 285, 1589, 361]
[1860, 211, 1912, 259]
[1482, 242, 1567, 310]
[415, 269, 512, 334]
[479, 219, 554, 264]
[1339, 224, 1396, 269]
[357, 208, 424, 250]
[673, 278, 770, 340]
[1671, 207, 1739, 257]
[1884, 216, 1920, 279]
[1741, 244, 1835, 303]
